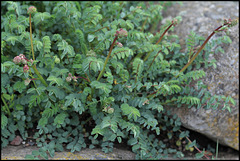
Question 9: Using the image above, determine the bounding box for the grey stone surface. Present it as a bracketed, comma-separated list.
[1, 144, 239, 160]
[1, 145, 136, 160]
[161, 1, 239, 150]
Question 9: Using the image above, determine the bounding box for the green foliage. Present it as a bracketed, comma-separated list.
[1, 1, 237, 160]
[132, 58, 144, 82]
[121, 103, 141, 121]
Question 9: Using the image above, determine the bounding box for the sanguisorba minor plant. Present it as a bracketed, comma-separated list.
[1, 1, 238, 160]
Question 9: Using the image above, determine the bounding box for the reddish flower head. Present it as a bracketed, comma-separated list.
[27, 6, 37, 14]
[23, 65, 29, 73]
[13, 56, 21, 64]
[115, 28, 128, 37]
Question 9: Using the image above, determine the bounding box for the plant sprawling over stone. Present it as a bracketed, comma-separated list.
[1, 1, 237, 160]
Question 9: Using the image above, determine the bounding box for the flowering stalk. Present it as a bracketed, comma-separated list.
[147, 18, 238, 99]
[178, 18, 238, 75]
[29, 14, 34, 60]
[143, 19, 178, 62]
[97, 29, 128, 81]
[28, 6, 36, 61]
[97, 36, 118, 81]
[27, 6, 48, 87]
[32, 66, 48, 86]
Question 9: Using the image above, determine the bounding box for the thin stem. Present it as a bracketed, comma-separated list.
[29, 71, 38, 89]
[85, 73, 91, 83]
[184, 134, 210, 159]
[135, 64, 140, 83]
[90, 26, 110, 34]
[141, 17, 148, 32]
[148, 50, 161, 70]
[156, 24, 173, 45]
[128, 21, 172, 67]
[29, 14, 35, 61]
[28, 13, 48, 87]
[215, 139, 219, 159]
[76, 76, 90, 83]
[178, 25, 225, 74]
[97, 36, 118, 81]
[147, 23, 228, 99]
[143, 23, 173, 62]
[158, 115, 210, 159]
[31, 65, 48, 87]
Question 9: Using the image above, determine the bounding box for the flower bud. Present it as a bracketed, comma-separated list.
[23, 65, 29, 73]
[54, 57, 60, 64]
[223, 18, 228, 24]
[72, 76, 77, 82]
[13, 56, 21, 64]
[103, 105, 114, 114]
[116, 42, 123, 48]
[66, 76, 72, 82]
[172, 19, 178, 26]
[115, 28, 128, 37]
[21, 58, 27, 64]
[24, 78, 31, 86]
[68, 73, 72, 77]
[29, 59, 34, 65]
[19, 54, 25, 59]
[107, 107, 114, 114]
[27, 6, 37, 14]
